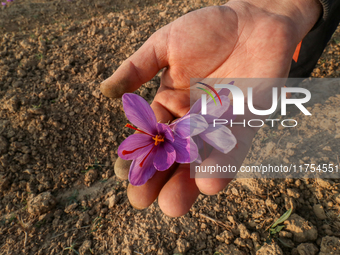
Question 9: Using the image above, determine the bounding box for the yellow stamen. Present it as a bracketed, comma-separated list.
[152, 135, 164, 146]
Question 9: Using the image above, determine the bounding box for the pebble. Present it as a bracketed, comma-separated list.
[313, 204, 327, 220]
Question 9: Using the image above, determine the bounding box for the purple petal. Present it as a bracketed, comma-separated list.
[122, 93, 157, 135]
[203, 95, 230, 123]
[128, 146, 157, 186]
[1, 2, 6, 5]
[194, 152, 202, 164]
[199, 125, 236, 154]
[189, 88, 230, 115]
[219, 104, 236, 121]
[216, 87, 231, 97]
[153, 142, 176, 171]
[193, 135, 203, 150]
[118, 133, 153, 160]
[170, 114, 208, 138]
[172, 136, 198, 163]
[156, 123, 174, 142]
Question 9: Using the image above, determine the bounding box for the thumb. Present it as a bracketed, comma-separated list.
[100, 26, 170, 98]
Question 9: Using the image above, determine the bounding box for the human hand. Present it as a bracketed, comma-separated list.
[100, 0, 321, 217]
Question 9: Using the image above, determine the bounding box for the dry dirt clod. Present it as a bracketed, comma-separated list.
[64, 203, 78, 214]
[79, 240, 92, 255]
[284, 214, 318, 242]
[27, 191, 57, 215]
[106, 194, 117, 209]
[313, 204, 327, 220]
[319, 236, 340, 255]
[238, 223, 251, 239]
[296, 243, 319, 255]
[256, 242, 283, 255]
[334, 193, 340, 204]
[84, 169, 98, 187]
[215, 244, 246, 255]
[287, 188, 300, 198]
[216, 230, 234, 244]
[174, 238, 190, 254]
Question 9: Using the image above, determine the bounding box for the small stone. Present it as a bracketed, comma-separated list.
[313, 204, 327, 220]
[27, 192, 56, 215]
[92, 89, 101, 99]
[319, 236, 340, 255]
[256, 242, 283, 255]
[79, 240, 92, 255]
[106, 195, 117, 209]
[94, 61, 105, 75]
[64, 203, 78, 214]
[114, 157, 132, 180]
[284, 214, 318, 242]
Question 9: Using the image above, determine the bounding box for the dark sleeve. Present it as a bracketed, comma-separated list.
[288, 0, 340, 78]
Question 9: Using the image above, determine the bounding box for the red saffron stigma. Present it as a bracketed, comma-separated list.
[139, 145, 155, 167]
[125, 123, 153, 136]
[122, 142, 153, 155]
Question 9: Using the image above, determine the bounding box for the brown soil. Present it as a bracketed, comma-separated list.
[0, 0, 340, 255]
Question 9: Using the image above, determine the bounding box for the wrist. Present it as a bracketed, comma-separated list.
[226, 0, 322, 40]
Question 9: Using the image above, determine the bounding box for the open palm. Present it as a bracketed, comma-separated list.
[101, 1, 320, 216]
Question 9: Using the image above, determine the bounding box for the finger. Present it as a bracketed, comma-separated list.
[127, 163, 177, 209]
[123, 99, 175, 208]
[158, 164, 200, 217]
[114, 157, 131, 180]
[100, 27, 170, 98]
[195, 125, 257, 195]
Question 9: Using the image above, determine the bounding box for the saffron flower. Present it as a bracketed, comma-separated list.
[1, 2, 6, 5]
[118, 93, 207, 186]
[189, 87, 237, 161]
